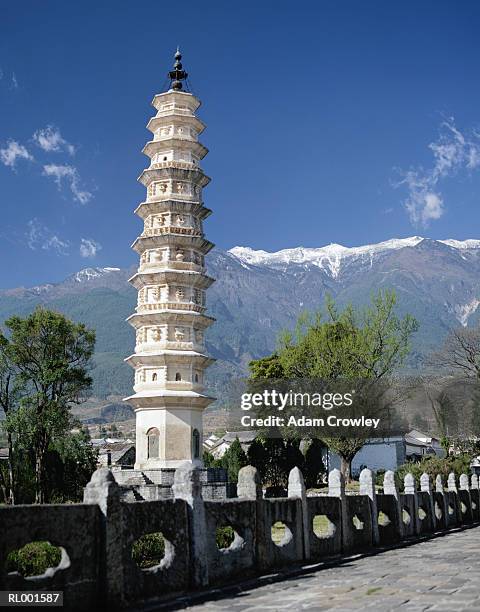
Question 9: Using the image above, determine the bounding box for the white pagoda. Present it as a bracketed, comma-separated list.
[125, 51, 215, 470]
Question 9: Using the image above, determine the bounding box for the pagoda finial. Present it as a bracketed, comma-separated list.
[168, 48, 188, 91]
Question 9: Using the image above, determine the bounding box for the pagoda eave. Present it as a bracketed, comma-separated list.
[151, 90, 201, 111]
[128, 270, 215, 290]
[146, 115, 206, 135]
[137, 166, 211, 187]
[134, 200, 212, 220]
[142, 140, 209, 161]
[126, 311, 215, 329]
[125, 352, 215, 368]
[131, 234, 214, 254]
[128, 394, 214, 411]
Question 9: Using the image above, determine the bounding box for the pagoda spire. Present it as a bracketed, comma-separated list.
[168, 48, 188, 91]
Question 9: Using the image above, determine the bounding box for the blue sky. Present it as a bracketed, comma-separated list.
[1, 0, 480, 288]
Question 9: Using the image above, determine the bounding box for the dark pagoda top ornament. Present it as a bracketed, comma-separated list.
[168, 48, 188, 91]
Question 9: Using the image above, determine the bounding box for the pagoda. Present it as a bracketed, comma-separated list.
[125, 50, 215, 470]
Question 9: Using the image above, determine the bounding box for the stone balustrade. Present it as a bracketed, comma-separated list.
[1, 465, 479, 610]
[150, 161, 200, 171]
[136, 302, 205, 314]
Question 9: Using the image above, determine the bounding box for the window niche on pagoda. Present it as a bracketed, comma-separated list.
[134, 366, 167, 387]
[168, 366, 190, 383]
[173, 326, 190, 343]
[148, 181, 170, 199]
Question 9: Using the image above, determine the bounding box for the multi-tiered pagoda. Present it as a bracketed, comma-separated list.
[125, 51, 215, 470]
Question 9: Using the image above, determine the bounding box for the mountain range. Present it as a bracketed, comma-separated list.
[2, 236, 480, 405]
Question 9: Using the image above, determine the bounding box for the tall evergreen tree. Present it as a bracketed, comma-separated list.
[3, 308, 95, 503]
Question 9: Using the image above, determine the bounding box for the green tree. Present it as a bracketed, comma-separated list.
[302, 438, 326, 489]
[246, 437, 269, 477]
[245, 436, 304, 492]
[47, 426, 98, 502]
[3, 308, 95, 503]
[0, 334, 22, 504]
[250, 290, 418, 482]
[248, 354, 285, 379]
[220, 438, 248, 483]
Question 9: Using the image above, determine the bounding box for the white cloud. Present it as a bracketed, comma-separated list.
[0, 140, 33, 168]
[10, 73, 18, 90]
[33, 125, 75, 155]
[42, 163, 92, 204]
[397, 117, 480, 227]
[405, 191, 444, 226]
[26, 219, 69, 255]
[80, 238, 102, 258]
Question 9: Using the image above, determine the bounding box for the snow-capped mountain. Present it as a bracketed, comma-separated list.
[2, 236, 480, 401]
[229, 237, 480, 278]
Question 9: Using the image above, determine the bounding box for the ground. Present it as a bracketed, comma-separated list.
[146, 525, 480, 611]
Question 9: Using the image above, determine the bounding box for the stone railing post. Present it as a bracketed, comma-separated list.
[460, 473, 469, 491]
[359, 468, 379, 545]
[288, 467, 310, 559]
[83, 468, 125, 607]
[420, 472, 435, 531]
[237, 465, 262, 499]
[435, 474, 448, 528]
[172, 463, 208, 588]
[383, 470, 403, 538]
[329, 469, 351, 551]
[447, 472, 459, 526]
[420, 472, 431, 493]
[238, 465, 267, 570]
[471, 473, 480, 521]
[460, 473, 472, 523]
[404, 473, 420, 534]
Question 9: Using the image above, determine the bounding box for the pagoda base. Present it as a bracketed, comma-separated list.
[111, 466, 234, 501]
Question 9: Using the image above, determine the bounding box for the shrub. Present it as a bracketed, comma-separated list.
[6, 541, 62, 577]
[394, 454, 472, 491]
[215, 526, 235, 549]
[131, 532, 165, 569]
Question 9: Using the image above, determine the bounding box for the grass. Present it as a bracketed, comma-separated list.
[272, 515, 334, 544]
[271, 521, 287, 544]
[6, 542, 62, 577]
[131, 533, 165, 569]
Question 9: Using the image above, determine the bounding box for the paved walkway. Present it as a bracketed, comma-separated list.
[161, 526, 480, 612]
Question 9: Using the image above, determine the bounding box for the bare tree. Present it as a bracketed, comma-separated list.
[430, 327, 480, 378]
[419, 374, 480, 452]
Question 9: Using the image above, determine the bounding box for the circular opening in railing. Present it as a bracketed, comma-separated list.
[448, 505, 454, 516]
[402, 508, 411, 525]
[271, 521, 293, 547]
[352, 514, 364, 530]
[215, 525, 244, 551]
[418, 507, 427, 521]
[132, 532, 171, 571]
[378, 511, 391, 527]
[472, 501, 477, 510]
[6, 541, 68, 579]
[434, 502, 443, 520]
[312, 514, 336, 539]
[461, 502, 467, 515]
